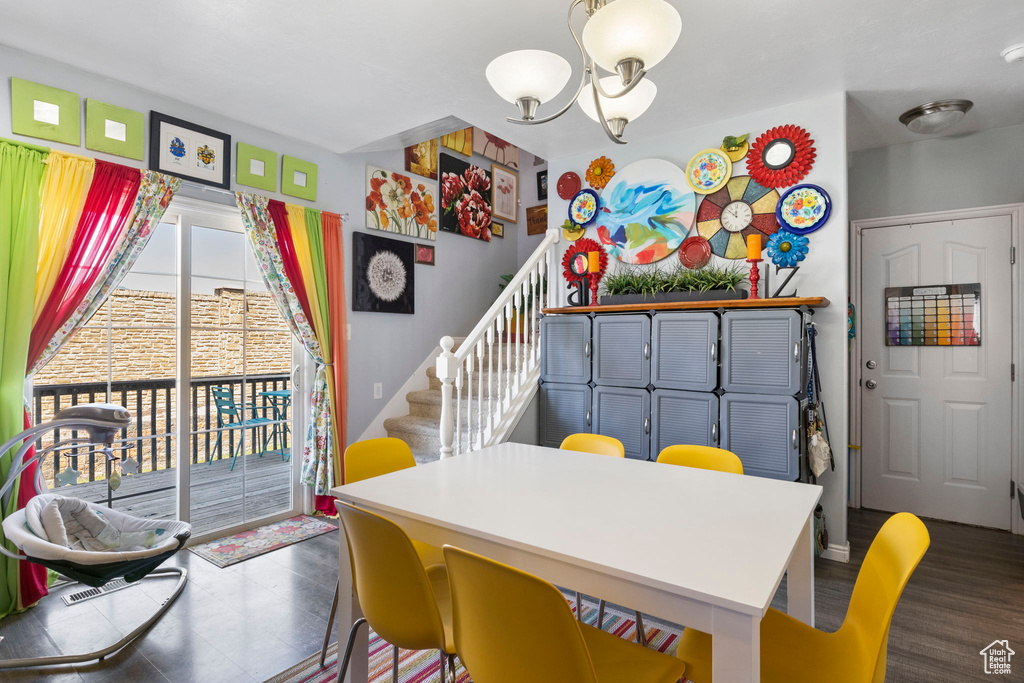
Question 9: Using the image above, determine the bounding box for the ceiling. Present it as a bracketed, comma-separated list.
[1, 0, 1023, 159]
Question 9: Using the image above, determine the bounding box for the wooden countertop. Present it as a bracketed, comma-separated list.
[542, 296, 830, 314]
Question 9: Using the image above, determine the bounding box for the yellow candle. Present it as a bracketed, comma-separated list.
[588, 250, 601, 273]
[746, 234, 761, 260]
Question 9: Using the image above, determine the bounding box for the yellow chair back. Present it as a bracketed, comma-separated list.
[843, 512, 930, 682]
[560, 433, 625, 458]
[336, 502, 447, 651]
[344, 437, 416, 484]
[656, 445, 744, 474]
[443, 545, 599, 683]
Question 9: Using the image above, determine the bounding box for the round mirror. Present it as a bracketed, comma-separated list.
[762, 138, 796, 170]
[570, 253, 590, 276]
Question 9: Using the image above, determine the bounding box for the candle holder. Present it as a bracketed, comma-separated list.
[746, 258, 763, 299]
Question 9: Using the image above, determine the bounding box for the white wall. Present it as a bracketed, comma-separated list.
[544, 92, 851, 550]
[0, 45, 527, 441]
[849, 122, 1024, 220]
[517, 152, 549, 266]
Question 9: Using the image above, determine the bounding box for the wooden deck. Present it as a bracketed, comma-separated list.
[63, 449, 294, 536]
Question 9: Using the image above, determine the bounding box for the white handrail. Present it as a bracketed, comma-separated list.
[436, 226, 560, 458]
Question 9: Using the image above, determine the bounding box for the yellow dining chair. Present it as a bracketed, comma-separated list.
[676, 512, 930, 683]
[559, 433, 647, 644]
[443, 545, 687, 683]
[333, 502, 458, 683]
[321, 438, 444, 675]
[656, 444, 744, 475]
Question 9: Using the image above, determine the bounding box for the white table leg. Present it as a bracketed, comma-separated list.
[712, 607, 760, 683]
[338, 525, 368, 683]
[786, 513, 815, 626]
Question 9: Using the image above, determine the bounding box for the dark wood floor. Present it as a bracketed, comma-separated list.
[1, 508, 1022, 682]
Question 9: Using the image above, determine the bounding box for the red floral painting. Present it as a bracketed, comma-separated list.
[439, 153, 492, 241]
[473, 127, 519, 169]
[365, 165, 437, 241]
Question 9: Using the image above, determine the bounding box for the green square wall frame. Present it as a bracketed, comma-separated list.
[85, 99, 144, 160]
[11, 77, 80, 145]
[236, 142, 277, 192]
[282, 155, 318, 202]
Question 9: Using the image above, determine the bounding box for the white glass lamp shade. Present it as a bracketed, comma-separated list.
[485, 50, 572, 104]
[577, 76, 657, 123]
[582, 0, 682, 72]
[905, 109, 966, 134]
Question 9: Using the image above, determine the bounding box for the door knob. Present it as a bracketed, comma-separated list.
[866, 360, 877, 369]
[865, 379, 878, 390]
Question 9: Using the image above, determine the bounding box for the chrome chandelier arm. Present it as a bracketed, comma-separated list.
[592, 66, 649, 99]
[590, 80, 627, 145]
[507, 0, 589, 126]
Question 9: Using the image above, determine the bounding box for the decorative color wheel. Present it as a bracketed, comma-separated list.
[694, 175, 781, 259]
[685, 148, 733, 194]
[568, 189, 600, 226]
[776, 184, 831, 234]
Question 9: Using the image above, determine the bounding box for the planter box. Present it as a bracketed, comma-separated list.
[599, 290, 747, 306]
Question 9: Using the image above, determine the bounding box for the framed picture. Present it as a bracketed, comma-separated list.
[236, 142, 277, 192]
[11, 78, 80, 145]
[439, 153, 492, 241]
[149, 111, 231, 189]
[473, 127, 519, 170]
[415, 243, 436, 265]
[440, 127, 472, 156]
[85, 99, 144, 160]
[404, 139, 438, 180]
[537, 170, 548, 201]
[492, 164, 518, 222]
[491, 221, 504, 238]
[527, 205, 548, 235]
[352, 232, 415, 314]
[366, 166, 437, 240]
[282, 155, 318, 202]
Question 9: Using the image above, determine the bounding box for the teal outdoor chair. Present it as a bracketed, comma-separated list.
[208, 386, 280, 471]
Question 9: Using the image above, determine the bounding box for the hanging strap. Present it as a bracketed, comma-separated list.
[806, 322, 835, 471]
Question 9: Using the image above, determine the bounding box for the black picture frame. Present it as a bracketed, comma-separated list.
[537, 170, 548, 201]
[352, 232, 415, 314]
[149, 111, 232, 189]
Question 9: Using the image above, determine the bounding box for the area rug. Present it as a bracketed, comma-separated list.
[190, 515, 337, 568]
[263, 596, 686, 683]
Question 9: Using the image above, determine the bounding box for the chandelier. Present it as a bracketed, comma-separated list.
[485, 0, 681, 144]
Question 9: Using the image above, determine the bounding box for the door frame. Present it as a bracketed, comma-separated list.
[850, 203, 1024, 534]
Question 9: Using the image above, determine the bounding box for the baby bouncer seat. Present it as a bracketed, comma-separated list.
[0, 404, 191, 670]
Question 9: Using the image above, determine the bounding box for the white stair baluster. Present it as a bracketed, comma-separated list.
[476, 340, 484, 450]
[465, 355, 473, 455]
[495, 314, 504, 420]
[505, 302, 513, 409]
[454, 367, 463, 457]
[486, 325, 495, 438]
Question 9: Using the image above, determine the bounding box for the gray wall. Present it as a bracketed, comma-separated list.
[849, 122, 1024, 220]
[517, 152, 548, 266]
[1, 45, 526, 441]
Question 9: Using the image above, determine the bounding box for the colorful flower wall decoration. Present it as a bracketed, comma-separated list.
[473, 127, 520, 169]
[766, 230, 809, 268]
[586, 156, 615, 189]
[439, 153, 492, 241]
[777, 184, 832, 234]
[365, 166, 437, 241]
[746, 125, 816, 188]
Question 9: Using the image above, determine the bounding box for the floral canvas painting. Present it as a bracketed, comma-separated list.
[473, 127, 519, 170]
[352, 232, 415, 314]
[404, 139, 438, 180]
[439, 153, 492, 241]
[365, 166, 437, 241]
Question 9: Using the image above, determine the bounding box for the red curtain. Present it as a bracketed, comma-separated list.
[27, 161, 140, 364]
[268, 200, 315, 327]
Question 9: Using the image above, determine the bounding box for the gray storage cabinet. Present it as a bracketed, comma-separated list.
[592, 386, 651, 460]
[592, 315, 651, 387]
[541, 317, 591, 384]
[539, 383, 592, 449]
[650, 389, 719, 456]
[721, 310, 804, 395]
[651, 312, 718, 392]
[720, 393, 800, 480]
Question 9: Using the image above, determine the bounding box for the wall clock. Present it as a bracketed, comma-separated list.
[685, 148, 732, 195]
[568, 189, 600, 226]
[746, 125, 816, 188]
[777, 184, 831, 234]
[694, 175, 780, 259]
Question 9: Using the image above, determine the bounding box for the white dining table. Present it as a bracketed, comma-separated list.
[331, 442, 822, 683]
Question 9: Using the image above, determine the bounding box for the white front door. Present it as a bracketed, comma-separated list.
[861, 215, 1013, 529]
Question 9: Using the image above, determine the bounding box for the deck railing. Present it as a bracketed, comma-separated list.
[32, 373, 291, 488]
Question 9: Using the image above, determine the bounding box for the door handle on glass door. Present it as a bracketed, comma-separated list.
[865, 379, 877, 389]
[291, 364, 301, 391]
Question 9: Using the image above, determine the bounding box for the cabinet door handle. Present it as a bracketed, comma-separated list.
[586, 410, 592, 427]
[585, 341, 591, 358]
[794, 342, 800, 363]
[711, 423, 718, 443]
[792, 429, 798, 449]
[644, 417, 651, 434]
[710, 342, 717, 362]
[643, 342, 651, 360]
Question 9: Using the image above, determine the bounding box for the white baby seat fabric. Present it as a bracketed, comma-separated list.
[3, 494, 191, 588]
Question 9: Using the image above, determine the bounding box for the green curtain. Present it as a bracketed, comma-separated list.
[0, 141, 47, 618]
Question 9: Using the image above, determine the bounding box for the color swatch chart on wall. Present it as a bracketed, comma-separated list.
[884, 283, 981, 346]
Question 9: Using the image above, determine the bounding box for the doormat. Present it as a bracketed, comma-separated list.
[189, 515, 336, 568]
[262, 595, 686, 683]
